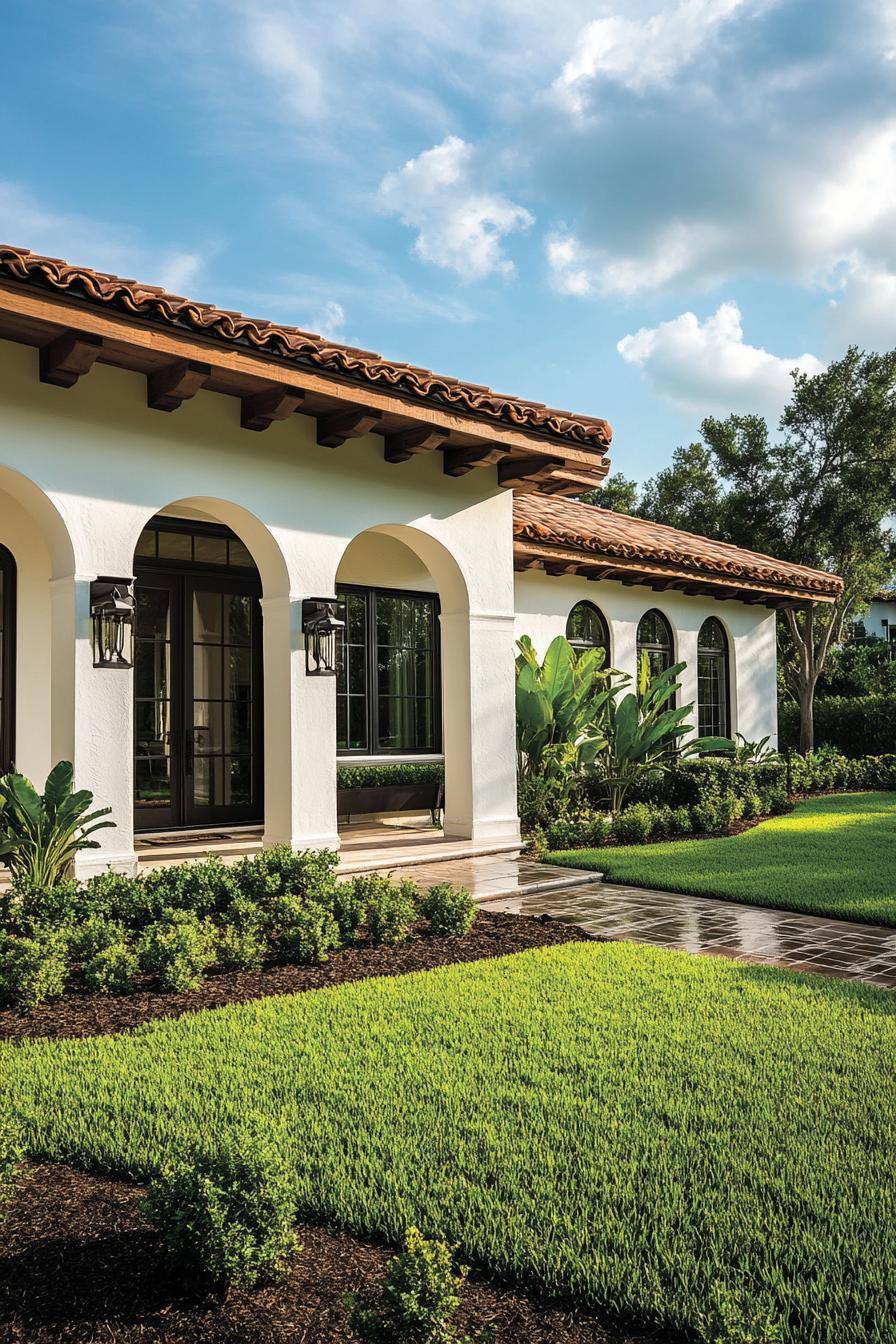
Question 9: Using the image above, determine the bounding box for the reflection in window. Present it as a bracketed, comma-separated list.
[565, 601, 609, 661]
[698, 617, 730, 738]
[336, 586, 440, 754]
[636, 609, 674, 682]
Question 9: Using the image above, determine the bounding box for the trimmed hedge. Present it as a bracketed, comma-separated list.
[545, 753, 896, 852]
[336, 762, 444, 791]
[779, 695, 896, 756]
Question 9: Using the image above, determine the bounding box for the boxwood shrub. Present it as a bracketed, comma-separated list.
[336, 762, 444, 791]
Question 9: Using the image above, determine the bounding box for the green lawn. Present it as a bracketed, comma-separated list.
[548, 790, 896, 926]
[4, 941, 895, 1343]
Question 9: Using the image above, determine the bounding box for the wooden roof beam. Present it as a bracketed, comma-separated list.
[384, 426, 448, 464]
[240, 385, 305, 431]
[497, 456, 567, 492]
[443, 445, 505, 477]
[147, 360, 211, 412]
[39, 330, 103, 388]
[317, 407, 382, 448]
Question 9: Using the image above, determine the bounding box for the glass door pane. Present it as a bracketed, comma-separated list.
[133, 573, 179, 829]
[185, 579, 261, 823]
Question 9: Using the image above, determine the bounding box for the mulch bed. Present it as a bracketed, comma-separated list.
[0, 912, 586, 1042]
[0, 1163, 664, 1344]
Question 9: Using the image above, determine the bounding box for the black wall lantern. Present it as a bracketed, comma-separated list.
[302, 597, 343, 676]
[91, 577, 136, 669]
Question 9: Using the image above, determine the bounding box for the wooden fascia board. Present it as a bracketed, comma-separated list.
[0, 280, 609, 466]
[512, 540, 837, 604]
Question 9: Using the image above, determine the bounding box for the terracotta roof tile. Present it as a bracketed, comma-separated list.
[513, 493, 843, 598]
[0, 245, 612, 453]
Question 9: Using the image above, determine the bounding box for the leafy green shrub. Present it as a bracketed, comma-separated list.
[233, 845, 339, 910]
[612, 803, 654, 845]
[0, 929, 68, 1008]
[86, 870, 151, 928]
[650, 804, 675, 839]
[332, 880, 367, 943]
[0, 1111, 23, 1221]
[272, 895, 341, 965]
[84, 941, 138, 995]
[420, 884, 476, 938]
[346, 1226, 485, 1344]
[70, 913, 128, 962]
[337, 763, 444, 791]
[143, 856, 239, 922]
[217, 895, 268, 972]
[137, 911, 217, 992]
[141, 1127, 299, 1289]
[671, 806, 693, 835]
[779, 695, 896, 756]
[6, 876, 85, 934]
[363, 876, 419, 947]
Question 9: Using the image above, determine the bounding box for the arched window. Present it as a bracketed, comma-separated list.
[698, 617, 730, 738]
[637, 608, 674, 681]
[0, 545, 16, 772]
[566, 601, 609, 662]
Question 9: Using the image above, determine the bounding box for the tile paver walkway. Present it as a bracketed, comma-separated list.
[477, 880, 896, 988]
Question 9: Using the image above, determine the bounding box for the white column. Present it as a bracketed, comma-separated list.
[440, 609, 520, 844]
[51, 573, 138, 878]
[261, 594, 340, 853]
[676, 625, 700, 740]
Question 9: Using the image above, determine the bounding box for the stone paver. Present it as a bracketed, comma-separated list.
[358, 854, 604, 899]
[477, 881, 896, 987]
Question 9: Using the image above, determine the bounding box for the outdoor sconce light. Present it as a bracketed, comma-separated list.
[90, 577, 136, 669]
[302, 597, 344, 676]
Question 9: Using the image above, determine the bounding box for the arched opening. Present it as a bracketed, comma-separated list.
[637, 608, 675, 681]
[566, 600, 609, 663]
[697, 617, 730, 738]
[132, 501, 286, 833]
[335, 529, 444, 759]
[0, 466, 76, 785]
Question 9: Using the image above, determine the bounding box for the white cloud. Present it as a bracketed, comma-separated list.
[547, 222, 721, 298]
[825, 260, 896, 351]
[244, 13, 324, 120]
[617, 301, 825, 418]
[306, 300, 346, 340]
[379, 136, 533, 280]
[552, 0, 762, 113]
[0, 181, 206, 294]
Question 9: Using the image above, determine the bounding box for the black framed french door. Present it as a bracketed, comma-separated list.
[134, 566, 263, 832]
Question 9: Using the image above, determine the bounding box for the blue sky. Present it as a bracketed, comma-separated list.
[1, 0, 894, 480]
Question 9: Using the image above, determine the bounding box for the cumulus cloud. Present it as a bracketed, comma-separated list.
[825, 261, 896, 351]
[552, 0, 762, 113]
[306, 300, 347, 340]
[617, 301, 825, 418]
[379, 136, 533, 280]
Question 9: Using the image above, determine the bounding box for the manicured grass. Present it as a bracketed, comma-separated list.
[549, 790, 896, 926]
[3, 941, 895, 1343]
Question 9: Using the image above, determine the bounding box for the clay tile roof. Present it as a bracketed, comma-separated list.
[0, 245, 612, 453]
[513, 493, 843, 598]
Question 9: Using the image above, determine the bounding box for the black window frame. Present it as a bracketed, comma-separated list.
[637, 608, 675, 683]
[0, 544, 16, 773]
[697, 617, 731, 739]
[565, 600, 610, 661]
[336, 583, 442, 757]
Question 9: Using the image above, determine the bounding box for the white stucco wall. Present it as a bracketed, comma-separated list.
[514, 569, 779, 745]
[0, 337, 521, 870]
[862, 599, 896, 640]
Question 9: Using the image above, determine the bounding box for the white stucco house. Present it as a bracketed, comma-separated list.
[0, 245, 842, 876]
[859, 592, 896, 642]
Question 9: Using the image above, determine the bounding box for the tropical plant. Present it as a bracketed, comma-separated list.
[733, 733, 780, 764]
[595, 654, 734, 815]
[0, 762, 114, 886]
[515, 635, 613, 782]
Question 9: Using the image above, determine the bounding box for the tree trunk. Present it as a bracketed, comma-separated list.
[799, 678, 815, 755]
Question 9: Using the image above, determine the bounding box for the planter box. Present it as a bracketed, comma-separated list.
[337, 782, 444, 822]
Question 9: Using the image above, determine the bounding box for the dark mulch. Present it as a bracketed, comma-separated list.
[0, 1164, 666, 1344]
[0, 912, 585, 1042]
